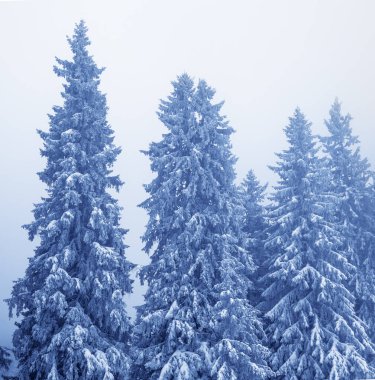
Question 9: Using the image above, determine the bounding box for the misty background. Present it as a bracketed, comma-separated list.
[1, 0, 374, 347]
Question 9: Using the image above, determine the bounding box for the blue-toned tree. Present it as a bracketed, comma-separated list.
[7, 21, 133, 380]
[358, 182, 375, 350]
[132, 75, 271, 380]
[239, 170, 268, 306]
[261, 108, 373, 380]
[321, 100, 375, 346]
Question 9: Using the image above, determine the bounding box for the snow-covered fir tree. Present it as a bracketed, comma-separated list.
[261, 108, 374, 380]
[7, 21, 133, 379]
[359, 182, 375, 350]
[321, 100, 375, 346]
[132, 74, 271, 380]
[239, 170, 267, 266]
[238, 170, 268, 306]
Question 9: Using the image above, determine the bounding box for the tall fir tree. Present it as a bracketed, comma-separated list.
[238, 170, 268, 306]
[261, 108, 373, 380]
[321, 100, 375, 346]
[7, 21, 133, 379]
[239, 170, 268, 265]
[359, 181, 375, 350]
[132, 74, 271, 380]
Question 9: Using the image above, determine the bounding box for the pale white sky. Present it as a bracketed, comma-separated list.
[1, 0, 374, 347]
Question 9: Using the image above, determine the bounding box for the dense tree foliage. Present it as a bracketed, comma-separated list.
[321, 100, 375, 347]
[132, 75, 271, 380]
[7, 21, 133, 380]
[261, 108, 373, 379]
[3, 20, 375, 380]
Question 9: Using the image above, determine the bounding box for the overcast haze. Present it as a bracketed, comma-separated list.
[1, 0, 374, 347]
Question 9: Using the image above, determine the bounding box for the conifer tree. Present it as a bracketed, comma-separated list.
[240, 170, 267, 263]
[359, 182, 375, 348]
[132, 75, 271, 380]
[7, 21, 133, 379]
[239, 170, 268, 305]
[261, 108, 373, 380]
[321, 100, 375, 345]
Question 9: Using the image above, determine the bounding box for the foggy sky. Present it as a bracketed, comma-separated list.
[1, 0, 374, 347]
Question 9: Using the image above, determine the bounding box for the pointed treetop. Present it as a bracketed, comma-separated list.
[54, 20, 104, 85]
[322, 99, 371, 189]
[242, 169, 267, 200]
[196, 78, 215, 99]
[287, 107, 310, 130]
[195, 78, 227, 120]
[69, 19, 90, 50]
[244, 169, 263, 188]
[281, 107, 315, 155]
[176, 72, 194, 84]
[171, 73, 195, 95]
[325, 98, 358, 145]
